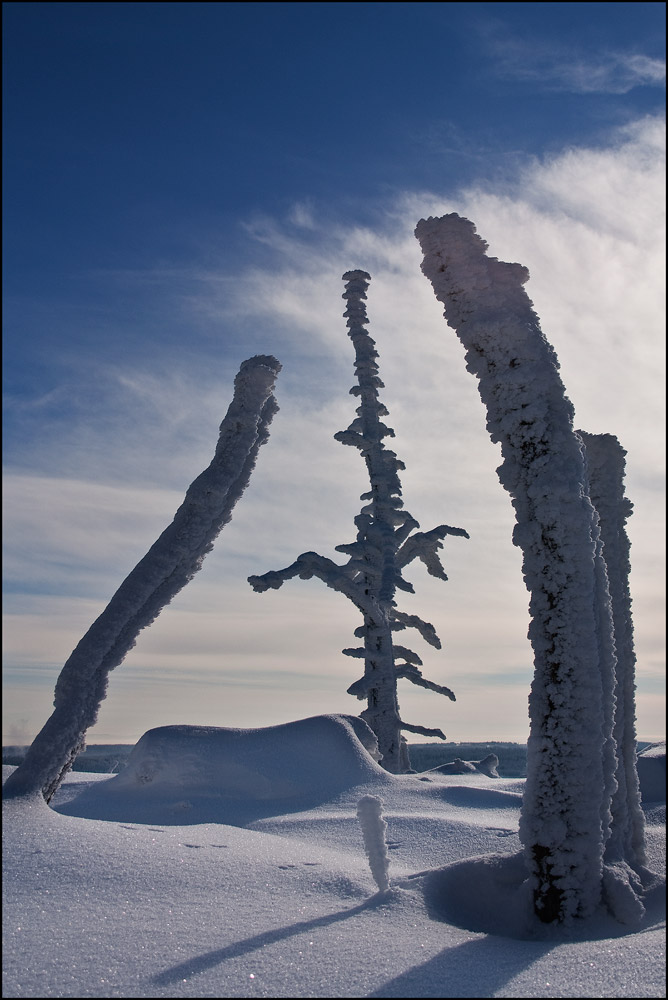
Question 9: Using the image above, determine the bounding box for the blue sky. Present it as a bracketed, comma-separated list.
[3, 2, 665, 745]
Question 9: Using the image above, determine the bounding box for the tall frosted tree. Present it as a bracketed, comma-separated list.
[4, 355, 281, 803]
[249, 270, 467, 773]
[578, 431, 645, 871]
[416, 214, 646, 923]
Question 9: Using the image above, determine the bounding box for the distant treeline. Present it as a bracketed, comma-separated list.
[2, 744, 132, 774]
[2, 741, 653, 779]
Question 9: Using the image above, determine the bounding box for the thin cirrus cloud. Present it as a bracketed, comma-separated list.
[479, 19, 666, 95]
[2, 115, 665, 745]
[520, 52, 665, 94]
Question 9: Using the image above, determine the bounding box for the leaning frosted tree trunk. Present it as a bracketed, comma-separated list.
[3, 355, 281, 803]
[578, 431, 645, 868]
[415, 214, 644, 923]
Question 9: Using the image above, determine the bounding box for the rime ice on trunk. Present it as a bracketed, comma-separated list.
[578, 432, 645, 868]
[415, 214, 646, 923]
[3, 355, 282, 803]
[249, 271, 467, 773]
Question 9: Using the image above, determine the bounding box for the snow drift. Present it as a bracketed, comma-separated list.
[636, 742, 667, 804]
[53, 715, 391, 825]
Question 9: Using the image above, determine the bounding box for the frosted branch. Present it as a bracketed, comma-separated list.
[400, 721, 448, 740]
[396, 524, 470, 577]
[249, 552, 377, 618]
[347, 676, 371, 700]
[392, 645, 423, 665]
[395, 664, 456, 701]
[390, 610, 442, 649]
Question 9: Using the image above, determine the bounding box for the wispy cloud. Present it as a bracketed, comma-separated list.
[532, 51, 665, 95]
[480, 21, 666, 94]
[287, 199, 317, 230]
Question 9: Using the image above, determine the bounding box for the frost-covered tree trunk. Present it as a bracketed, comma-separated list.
[249, 272, 467, 773]
[416, 214, 646, 923]
[578, 432, 645, 867]
[4, 355, 281, 803]
[338, 271, 437, 769]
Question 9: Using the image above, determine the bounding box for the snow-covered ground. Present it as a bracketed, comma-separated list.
[3, 716, 665, 998]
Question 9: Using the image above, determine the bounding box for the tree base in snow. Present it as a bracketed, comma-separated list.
[422, 851, 663, 940]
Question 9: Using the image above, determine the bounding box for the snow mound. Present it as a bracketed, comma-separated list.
[637, 742, 666, 804]
[53, 715, 390, 825]
[428, 752, 500, 777]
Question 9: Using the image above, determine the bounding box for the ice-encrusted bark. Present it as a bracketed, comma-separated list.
[249, 271, 467, 773]
[579, 432, 645, 868]
[416, 214, 646, 923]
[4, 355, 281, 803]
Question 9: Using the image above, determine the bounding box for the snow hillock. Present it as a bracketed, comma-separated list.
[637, 743, 666, 804]
[53, 715, 391, 825]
